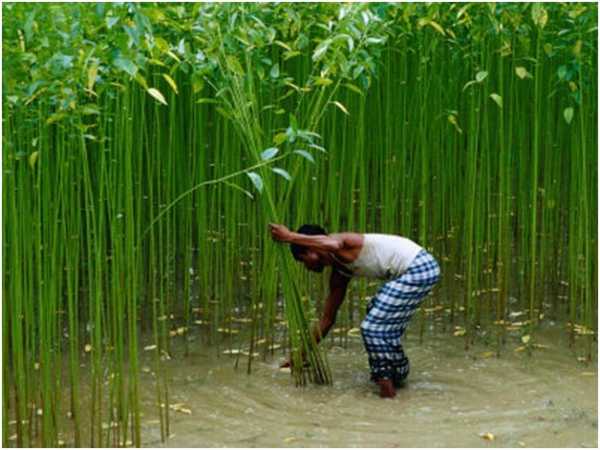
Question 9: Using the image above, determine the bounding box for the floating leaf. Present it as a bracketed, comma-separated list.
[222, 349, 241, 355]
[480, 432, 495, 441]
[293, 150, 315, 164]
[246, 172, 263, 193]
[162, 74, 178, 94]
[453, 327, 466, 337]
[563, 107, 574, 124]
[515, 66, 532, 79]
[489, 93, 503, 109]
[169, 403, 192, 415]
[260, 147, 279, 161]
[331, 101, 350, 115]
[272, 167, 291, 181]
[28, 151, 39, 169]
[147, 88, 167, 106]
[347, 327, 361, 337]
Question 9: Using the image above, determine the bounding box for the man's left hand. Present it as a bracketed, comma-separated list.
[269, 223, 291, 242]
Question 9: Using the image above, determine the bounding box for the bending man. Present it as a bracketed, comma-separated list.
[269, 223, 440, 398]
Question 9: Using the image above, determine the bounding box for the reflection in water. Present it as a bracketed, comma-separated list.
[136, 328, 597, 448]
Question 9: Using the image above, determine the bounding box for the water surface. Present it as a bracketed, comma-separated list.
[138, 328, 597, 448]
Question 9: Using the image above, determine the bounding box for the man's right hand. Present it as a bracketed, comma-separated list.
[280, 354, 309, 369]
[280, 359, 292, 369]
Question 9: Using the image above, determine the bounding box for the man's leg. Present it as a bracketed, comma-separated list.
[361, 272, 438, 396]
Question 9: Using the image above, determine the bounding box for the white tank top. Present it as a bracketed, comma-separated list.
[335, 234, 422, 280]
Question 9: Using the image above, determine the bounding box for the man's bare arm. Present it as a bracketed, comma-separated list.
[314, 269, 351, 343]
[269, 223, 343, 252]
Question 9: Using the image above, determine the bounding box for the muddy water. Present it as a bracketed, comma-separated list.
[137, 328, 597, 448]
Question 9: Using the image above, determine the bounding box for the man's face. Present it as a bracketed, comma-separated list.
[296, 250, 325, 273]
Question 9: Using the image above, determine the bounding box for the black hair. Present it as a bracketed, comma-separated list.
[290, 224, 327, 260]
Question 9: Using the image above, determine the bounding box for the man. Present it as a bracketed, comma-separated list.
[269, 223, 440, 398]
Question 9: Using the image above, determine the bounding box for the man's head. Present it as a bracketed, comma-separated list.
[290, 224, 327, 272]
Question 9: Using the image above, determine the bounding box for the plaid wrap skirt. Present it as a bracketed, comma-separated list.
[360, 249, 440, 384]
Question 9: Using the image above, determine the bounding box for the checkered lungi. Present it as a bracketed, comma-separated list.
[360, 249, 440, 384]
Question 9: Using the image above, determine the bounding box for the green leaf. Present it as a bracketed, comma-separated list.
[192, 75, 205, 94]
[283, 50, 301, 60]
[448, 114, 463, 134]
[162, 74, 178, 95]
[28, 151, 39, 169]
[489, 93, 503, 109]
[344, 83, 364, 96]
[261, 147, 279, 161]
[312, 39, 331, 61]
[274, 40, 292, 51]
[87, 63, 98, 91]
[331, 101, 350, 115]
[531, 4, 548, 29]
[81, 105, 100, 115]
[135, 74, 149, 90]
[314, 77, 333, 87]
[196, 98, 219, 105]
[273, 132, 288, 146]
[270, 63, 280, 79]
[462, 80, 477, 92]
[216, 107, 232, 120]
[272, 167, 291, 181]
[308, 143, 326, 153]
[563, 107, 574, 124]
[515, 66, 532, 80]
[366, 37, 385, 44]
[114, 57, 138, 77]
[224, 181, 253, 199]
[557, 66, 568, 81]
[46, 112, 66, 125]
[475, 71, 488, 83]
[293, 149, 315, 164]
[106, 16, 119, 29]
[147, 88, 168, 106]
[246, 172, 263, 193]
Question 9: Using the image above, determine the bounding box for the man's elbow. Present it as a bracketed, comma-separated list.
[321, 316, 335, 331]
[326, 239, 342, 252]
